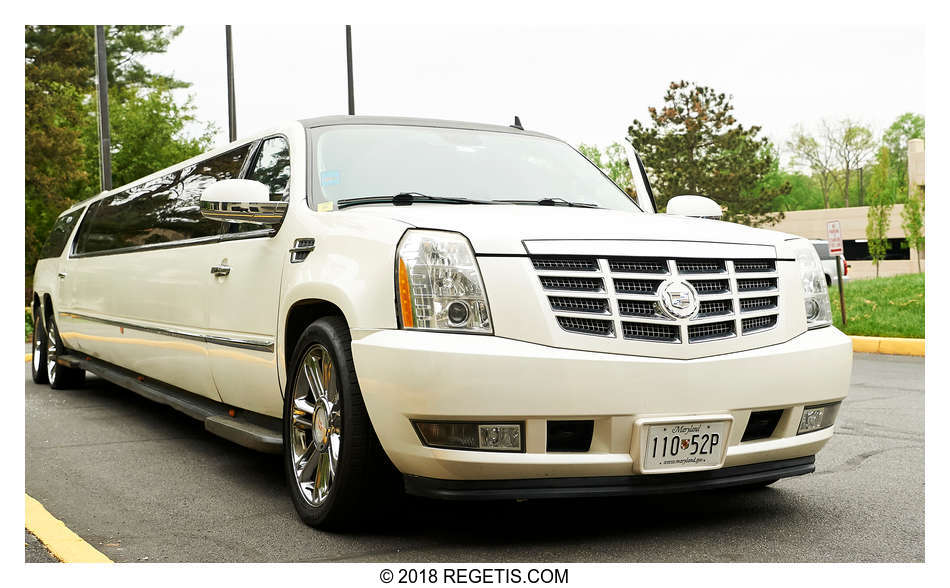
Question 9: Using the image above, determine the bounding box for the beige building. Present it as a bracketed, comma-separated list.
[767, 139, 925, 280]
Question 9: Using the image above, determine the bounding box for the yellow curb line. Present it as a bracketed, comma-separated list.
[26, 353, 32, 363]
[25, 494, 113, 563]
[851, 336, 925, 357]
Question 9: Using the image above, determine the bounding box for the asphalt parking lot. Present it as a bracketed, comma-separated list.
[25, 352, 924, 563]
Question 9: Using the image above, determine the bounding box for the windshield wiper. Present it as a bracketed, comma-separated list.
[494, 197, 600, 208]
[336, 192, 499, 209]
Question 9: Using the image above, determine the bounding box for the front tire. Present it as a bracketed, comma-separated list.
[283, 316, 386, 530]
[45, 310, 85, 390]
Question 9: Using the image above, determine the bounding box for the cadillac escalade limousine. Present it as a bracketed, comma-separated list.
[31, 115, 852, 529]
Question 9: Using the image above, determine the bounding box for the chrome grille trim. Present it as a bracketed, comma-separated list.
[740, 296, 778, 313]
[532, 256, 599, 272]
[540, 276, 604, 292]
[698, 299, 733, 317]
[676, 259, 726, 274]
[688, 320, 736, 342]
[734, 259, 776, 273]
[557, 316, 614, 337]
[607, 257, 669, 274]
[531, 255, 781, 345]
[549, 296, 610, 314]
[622, 321, 681, 343]
[742, 314, 778, 334]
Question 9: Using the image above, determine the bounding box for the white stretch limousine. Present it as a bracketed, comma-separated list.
[31, 116, 852, 529]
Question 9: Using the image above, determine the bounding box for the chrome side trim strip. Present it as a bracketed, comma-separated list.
[59, 312, 274, 353]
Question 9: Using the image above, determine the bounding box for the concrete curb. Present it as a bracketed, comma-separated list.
[25, 494, 112, 563]
[851, 336, 925, 357]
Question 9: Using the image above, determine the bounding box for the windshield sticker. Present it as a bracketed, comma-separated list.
[317, 201, 334, 212]
[320, 170, 340, 187]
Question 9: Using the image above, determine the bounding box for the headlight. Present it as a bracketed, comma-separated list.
[395, 230, 492, 333]
[788, 239, 832, 329]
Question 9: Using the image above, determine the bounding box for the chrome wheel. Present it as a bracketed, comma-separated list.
[46, 318, 58, 383]
[290, 344, 341, 506]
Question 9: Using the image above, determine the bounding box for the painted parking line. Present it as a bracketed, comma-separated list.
[25, 494, 112, 563]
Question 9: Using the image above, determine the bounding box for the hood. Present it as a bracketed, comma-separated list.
[343, 204, 793, 254]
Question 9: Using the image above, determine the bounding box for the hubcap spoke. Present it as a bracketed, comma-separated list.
[297, 443, 320, 482]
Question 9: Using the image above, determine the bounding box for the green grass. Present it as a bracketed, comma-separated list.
[25, 307, 33, 343]
[829, 273, 924, 338]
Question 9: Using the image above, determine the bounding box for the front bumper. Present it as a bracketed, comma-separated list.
[351, 326, 851, 482]
[404, 455, 815, 500]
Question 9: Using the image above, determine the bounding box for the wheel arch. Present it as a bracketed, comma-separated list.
[283, 298, 348, 376]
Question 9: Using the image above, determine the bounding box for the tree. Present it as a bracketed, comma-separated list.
[827, 119, 875, 207]
[786, 125, 837, 209]
[882, 113, 925, 194]
[902, 185, 925, 273]
[578, 142, 635, 196]
[865, 147, 895, 277]
[627, 81, 788, 225]
[25, 26, 214, 277]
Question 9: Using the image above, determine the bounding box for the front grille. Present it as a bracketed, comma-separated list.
[734, 259, 776, 273]
[608, 257, 668, 274]
[618, 299, 659, 317]
[549, 296, 609, 314]
[530, 255, 781, 346]
[557, 316, 614, 337]
[689, 279, 730, 294]
[698, 299, 732, 317]
[614, 278, 662, 295]
[688, 320, 735, 342]
[532, 256, 598, 272]
[740, 296, 778, 312]
[540, 276, 604, 292]
[623, 321, 680, 342]
[742, 314, 778, 333]
[737, 277, 778, 292]
[676, 259, 726, 274]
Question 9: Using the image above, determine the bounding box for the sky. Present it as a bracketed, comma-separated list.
[141, 24, 925, 166]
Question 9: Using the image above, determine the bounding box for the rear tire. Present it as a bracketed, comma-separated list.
[31, 315, 48, 385]
[283, 316, 390, 530]
[45, 309, 85, 390]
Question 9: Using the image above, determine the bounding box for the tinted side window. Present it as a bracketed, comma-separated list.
[40, 208, 84, 259]
[247, 137, 291, 200]
[74, 145, 251, 255]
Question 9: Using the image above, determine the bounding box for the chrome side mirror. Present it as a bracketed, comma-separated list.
[666, 195, 722, 220]
[200, 179, 288, 225]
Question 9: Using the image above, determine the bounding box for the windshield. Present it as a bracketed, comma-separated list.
[308, 125, 641, 212]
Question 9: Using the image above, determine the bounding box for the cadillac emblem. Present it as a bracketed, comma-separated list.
[657, 279, 700, 320]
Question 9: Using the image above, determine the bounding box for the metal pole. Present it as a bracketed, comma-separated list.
[346, 25, 355, 115]
[835, 256, 846, 326]
[94, 26, 112, 192]
[226, 25, 237, 142]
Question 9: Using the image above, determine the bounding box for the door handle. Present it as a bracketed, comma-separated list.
[210, 265, 231, 277]
[57, 272, 67, 279]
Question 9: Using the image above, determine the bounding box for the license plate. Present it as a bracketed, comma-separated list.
[639, 418, 731, 473]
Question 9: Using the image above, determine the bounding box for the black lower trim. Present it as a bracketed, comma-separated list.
[404, 455, 815, 500]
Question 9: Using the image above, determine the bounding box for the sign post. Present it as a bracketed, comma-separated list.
[827, 220, 846, 326]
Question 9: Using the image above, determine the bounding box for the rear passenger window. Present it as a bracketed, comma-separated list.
[74, 145, 252, 255]
[247, 137, 291, 200]
[39, 208, 84, 259]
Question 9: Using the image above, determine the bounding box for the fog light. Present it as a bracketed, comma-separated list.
[797, 402, 841, 434]
[413, 421, 524, 451]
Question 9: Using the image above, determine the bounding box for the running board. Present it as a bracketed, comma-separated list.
[57, 353, 282, 454]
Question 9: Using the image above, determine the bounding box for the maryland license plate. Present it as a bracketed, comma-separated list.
[639, 418, 731, 473]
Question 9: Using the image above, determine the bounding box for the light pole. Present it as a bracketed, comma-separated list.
[94, 25, 112, 192]
[226, 25, 237, 142]
[346, 25, 355, 115]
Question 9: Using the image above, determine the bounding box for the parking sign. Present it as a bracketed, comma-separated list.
[827, 220, 843, 256]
